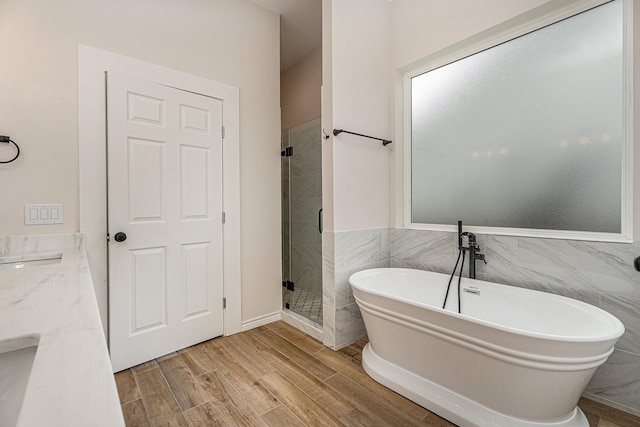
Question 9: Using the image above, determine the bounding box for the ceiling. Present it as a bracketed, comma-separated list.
[252, 0, 322, 71]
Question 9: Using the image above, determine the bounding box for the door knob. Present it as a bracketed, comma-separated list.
[114, 232, 127, 242]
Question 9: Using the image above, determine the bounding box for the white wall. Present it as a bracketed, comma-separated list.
[324, 0, 391, 233]
[389, 0, 551, 70]
[320, 0, 391, 349]
[389, 0, 554, 226]
[0, 0, 281, 326]
[325, 0, 635, 232]
[322, 0, 335, 233]
[281, 47, 322, 130]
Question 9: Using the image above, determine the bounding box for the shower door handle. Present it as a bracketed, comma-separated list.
[318, 208, 323, 234]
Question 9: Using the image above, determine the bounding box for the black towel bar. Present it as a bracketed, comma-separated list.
[332, 129, 392, 146]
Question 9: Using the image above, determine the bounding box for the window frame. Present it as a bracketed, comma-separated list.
[400, 0, 634, 242]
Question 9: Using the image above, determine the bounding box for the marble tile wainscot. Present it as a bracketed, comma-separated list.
[0, 233, 124, 427]
[390, 227, 640, 417]
[322, 228, 390, 349]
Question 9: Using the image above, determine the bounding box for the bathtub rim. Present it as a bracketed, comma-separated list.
[349, 267, 625, 344]
[354, 294, 614, 371]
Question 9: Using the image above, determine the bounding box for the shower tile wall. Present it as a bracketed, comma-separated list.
[390, 228, 640, 416]
[322, 229, 390, 349]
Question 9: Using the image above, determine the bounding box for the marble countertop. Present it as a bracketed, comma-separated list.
[0, 234, 124, 427]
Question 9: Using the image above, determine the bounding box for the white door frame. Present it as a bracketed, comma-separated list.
[78, 44, 242, 341]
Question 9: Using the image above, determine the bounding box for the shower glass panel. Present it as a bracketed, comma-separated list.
[281, 129, 292, 312]
[281, 118, 323, 325]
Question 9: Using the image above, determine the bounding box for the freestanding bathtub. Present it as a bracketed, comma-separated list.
[350, 268, 624, 427]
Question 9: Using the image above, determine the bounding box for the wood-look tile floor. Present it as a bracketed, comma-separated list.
[115, 321, 640, 427]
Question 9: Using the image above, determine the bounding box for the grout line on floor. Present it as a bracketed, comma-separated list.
[131, 371, 153, 427]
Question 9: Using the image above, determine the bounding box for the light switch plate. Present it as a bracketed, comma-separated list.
[24, 204, 64, 225]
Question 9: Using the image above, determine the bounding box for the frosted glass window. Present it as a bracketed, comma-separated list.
[411, 0, 624, 233]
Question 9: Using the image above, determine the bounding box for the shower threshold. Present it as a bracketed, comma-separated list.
[283, 287, 323, 325]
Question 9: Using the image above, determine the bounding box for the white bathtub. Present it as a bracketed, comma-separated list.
[350, 268, 624, 427]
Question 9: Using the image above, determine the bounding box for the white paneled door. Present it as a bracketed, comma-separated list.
[107, 71, 224, 372]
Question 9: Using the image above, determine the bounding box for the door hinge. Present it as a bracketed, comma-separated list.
[222, 126, 225, 139]
[285, 280, 295, 291]
[280, 147, 293, 157]
[222, 211, 226, 224]
[223, 297, 227, 309]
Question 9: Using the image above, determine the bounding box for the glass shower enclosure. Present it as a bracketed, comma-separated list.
[281, 118, 323, 325]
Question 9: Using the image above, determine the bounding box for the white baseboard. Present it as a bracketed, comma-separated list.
[240, 311, 281, 332]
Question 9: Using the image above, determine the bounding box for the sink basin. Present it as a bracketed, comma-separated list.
[0, 335, 40, 427]
[0, 254, 62, 271]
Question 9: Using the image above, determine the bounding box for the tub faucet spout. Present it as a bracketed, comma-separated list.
[467, 239, 486, 280]
[458, 225, 486, 279]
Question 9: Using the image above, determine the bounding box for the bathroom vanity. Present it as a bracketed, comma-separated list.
[0, 234, 124, 427]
